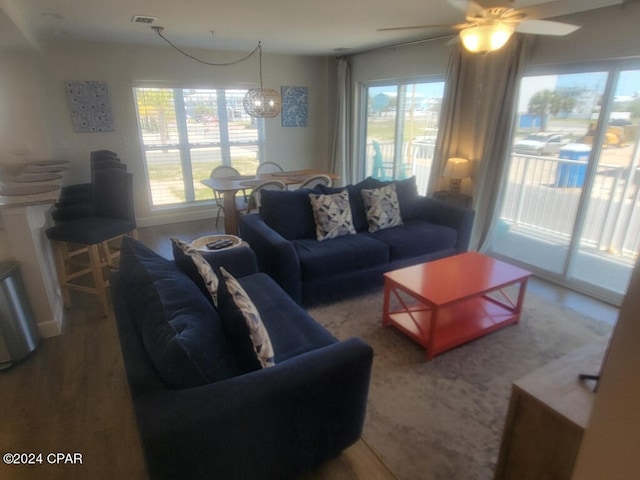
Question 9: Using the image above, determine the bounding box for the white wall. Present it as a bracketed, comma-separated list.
[0, 40, 332, 228]
[528, 3, 640, 68]
[0, 50, 51, 260]
[0, 52, 50, 162]
[350, 37, 451, 84]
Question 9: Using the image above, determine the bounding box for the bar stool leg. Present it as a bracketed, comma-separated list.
[51, 241, 72, 308]
[87, 244, 109, 317]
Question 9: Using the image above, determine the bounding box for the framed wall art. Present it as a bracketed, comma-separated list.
[65, 80, 114, 133]
[281, 86, 308, 127]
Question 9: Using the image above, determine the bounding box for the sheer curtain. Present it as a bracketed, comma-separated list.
[331, 57, 356, 186]
[430, 35, 533, 251]
[428, 49, 466, 195]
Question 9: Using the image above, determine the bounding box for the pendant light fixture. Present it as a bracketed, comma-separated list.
[242, 43, 282, 118]
[151, 27, 282, 118]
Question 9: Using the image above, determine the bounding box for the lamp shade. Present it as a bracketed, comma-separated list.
[243, 88, 282, 118]
[443, 157, 470, 179]
[459, 23, 514, 53]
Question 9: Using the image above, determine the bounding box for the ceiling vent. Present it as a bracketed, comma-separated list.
[131, 15, 157, 25]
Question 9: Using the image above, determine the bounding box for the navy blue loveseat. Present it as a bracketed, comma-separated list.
[111, 237, 373, 480]
[239, 176, 475, 305]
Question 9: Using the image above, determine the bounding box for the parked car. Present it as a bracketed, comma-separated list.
[514, 132, 570, 155]
[609, 118, 632, 126]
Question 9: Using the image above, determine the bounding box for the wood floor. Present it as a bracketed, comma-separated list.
[0, 290, 146, 480]
[0, 220, 397, 480]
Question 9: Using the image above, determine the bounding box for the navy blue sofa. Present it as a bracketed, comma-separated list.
[111, 237, 373, 480]
[239, 177, 475, 305]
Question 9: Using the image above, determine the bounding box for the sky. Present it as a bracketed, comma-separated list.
[367, 69, 639, 114]
[518, 70, 640, 113]
[368, 82, 445, 100]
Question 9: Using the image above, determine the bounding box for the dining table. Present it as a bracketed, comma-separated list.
[201, 169, 338, 235]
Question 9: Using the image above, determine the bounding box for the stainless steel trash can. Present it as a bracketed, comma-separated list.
[0, 262, 40, 369]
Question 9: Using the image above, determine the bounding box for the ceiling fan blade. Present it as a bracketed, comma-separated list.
[448, 0, 486, 17]
[377, 23, 456, 32]
[515, 19, 580, 36]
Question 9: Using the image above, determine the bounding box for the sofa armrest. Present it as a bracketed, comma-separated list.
[200, 245, 258, 277]
[415, 196, 475, 253]
[133, 337, 373, 480]
[238, 213, 303, 303]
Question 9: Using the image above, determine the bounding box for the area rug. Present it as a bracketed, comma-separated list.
[307, 289, 613, 480]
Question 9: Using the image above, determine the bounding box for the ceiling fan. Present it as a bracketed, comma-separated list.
[377, 0, 580, 53]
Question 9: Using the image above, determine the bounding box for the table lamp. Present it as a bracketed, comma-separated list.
[443, 158, 470, 194]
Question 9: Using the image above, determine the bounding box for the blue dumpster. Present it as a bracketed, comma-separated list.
[556, 143, 591, 187]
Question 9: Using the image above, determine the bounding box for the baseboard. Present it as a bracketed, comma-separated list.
[37, 314, 63, 338]
[136, 206, 219, 228]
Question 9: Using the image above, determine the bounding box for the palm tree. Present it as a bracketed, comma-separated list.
[528, 89, 576, 131]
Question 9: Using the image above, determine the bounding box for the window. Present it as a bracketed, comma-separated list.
[362, 80, 445, 194]
[134, 87, 264, 207]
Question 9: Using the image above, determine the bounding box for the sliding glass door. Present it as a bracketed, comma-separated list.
[572, 68, 640, 298]
[492, 64, 640, 304]
[363, 80, 444, 194]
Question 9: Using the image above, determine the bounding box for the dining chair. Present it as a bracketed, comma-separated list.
[298, 174, 333, 189]
[210, 165, 249, 227]
[256, 161, 284, 175]
[46, 167, 137, 316]
[246, 180, 287, 213]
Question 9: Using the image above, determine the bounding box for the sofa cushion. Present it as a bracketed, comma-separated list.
[317, 176, 419, 231]
[260, 188, 318, 240]
[172, 240, 258, 303]
[293, 234, 389, 280]
[391, 176, 419, 214]
[171, 237, 219, 306]
[356, 176, 420, 220]
[118, 237, 242, 389]
[361, 183, 403, 232]
[317, 183, 368, 232]
[309, 189, 357, 241]
[218, 267, 275, 371]
[367, 219, 459, 261]
[238, 273, 337, 362]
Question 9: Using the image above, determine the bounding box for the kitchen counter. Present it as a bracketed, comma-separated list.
[0, 161, 67, 337]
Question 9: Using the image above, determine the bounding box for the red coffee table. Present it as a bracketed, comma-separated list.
[383, 252, 531, 360]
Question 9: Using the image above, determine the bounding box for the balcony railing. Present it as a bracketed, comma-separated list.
[500, 153, 640, 261]
[366, 140, 434, 194]
[366, 143, 639, 262]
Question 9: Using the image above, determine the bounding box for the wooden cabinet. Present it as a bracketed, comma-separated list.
[494, 342, 606, 480]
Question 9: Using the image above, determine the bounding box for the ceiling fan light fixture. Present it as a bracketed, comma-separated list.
[459, 22, 514, 53]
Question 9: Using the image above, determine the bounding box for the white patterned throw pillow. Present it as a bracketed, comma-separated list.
[219, 267, 275, 369]
[171, 237, 220, 306]
[361, 183, 403, 232]
[308, 189, 356, 241]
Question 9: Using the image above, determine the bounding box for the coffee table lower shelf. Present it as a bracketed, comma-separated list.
[384, 296, 521, 360]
